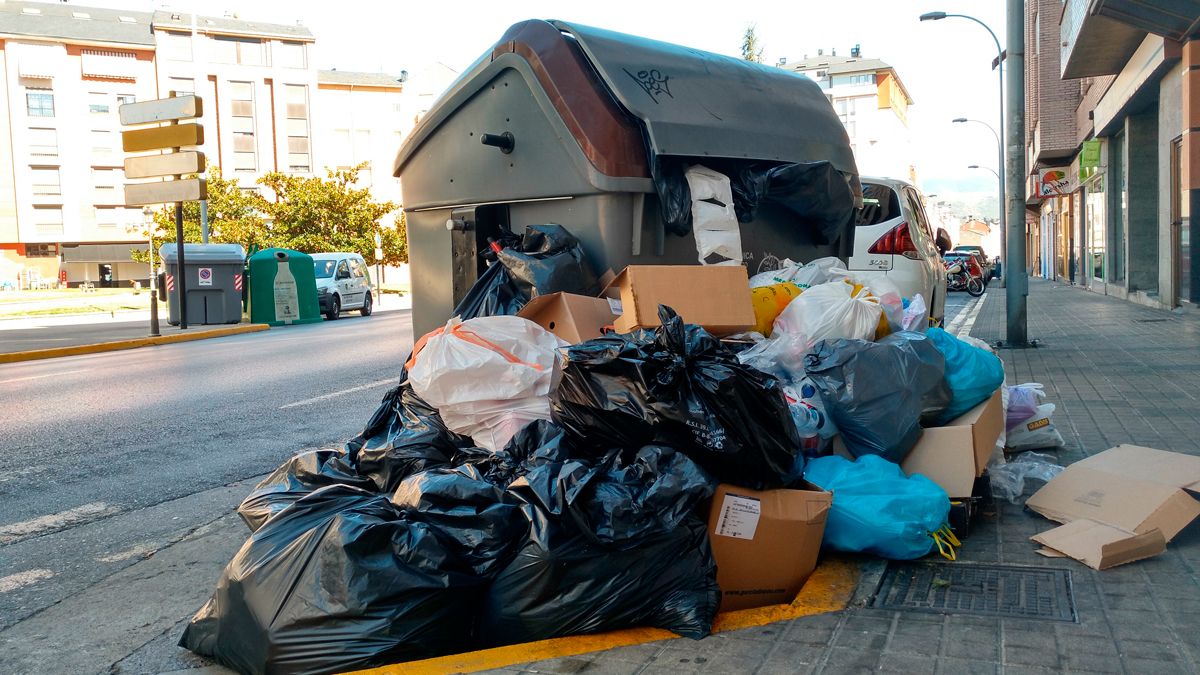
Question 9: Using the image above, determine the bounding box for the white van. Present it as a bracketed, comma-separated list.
[848, 177, 947, 324]
[312, 253, 374, 320]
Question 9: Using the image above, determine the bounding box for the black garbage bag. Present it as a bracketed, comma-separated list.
[180, 486, 487, 675]
[729, 161, 856, 245]
[452, 224, 599, 320]
[651, 157, 693, 236]
[344, 383, 472, 493]
[551, 305, 800, 489]
[479, 434, 718, 644]
[237, 449, 375, 532]
[804, 331, 951, 463]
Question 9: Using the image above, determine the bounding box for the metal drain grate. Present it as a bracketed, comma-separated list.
[873, 562, 1076, 622]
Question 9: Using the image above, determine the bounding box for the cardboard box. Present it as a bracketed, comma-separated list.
[604, 265, 755, 337]
[1026, 445, 1200, 569]
[517, 292, 619, 344]
[706, 483, 831, 612]
[831, 389, 1004, 499]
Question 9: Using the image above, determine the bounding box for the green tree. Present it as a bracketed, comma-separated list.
[256, 163, 404, 265]
[741, 24, 764, 63]
[130, 166, 268, 263]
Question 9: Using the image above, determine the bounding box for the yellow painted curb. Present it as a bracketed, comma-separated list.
[345, 557, 859, 675]
[0, 323, 270, 364]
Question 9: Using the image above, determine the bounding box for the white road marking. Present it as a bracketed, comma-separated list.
[0, 502, 115, 544]
[279, 378, 396, 410]
[953, 292, 988, 337]
[0, 569, 54, 593]
[0, 369, 89, 385]
[98, 544, 157, 563]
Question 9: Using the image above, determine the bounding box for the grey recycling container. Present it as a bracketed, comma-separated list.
[394, 19, 862, 336]
[159, 243, 246, 325]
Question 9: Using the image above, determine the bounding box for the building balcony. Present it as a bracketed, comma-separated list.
[1061, 0, 1148, 78]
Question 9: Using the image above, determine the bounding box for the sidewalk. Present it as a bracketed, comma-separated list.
[473, 279, 1200, 675]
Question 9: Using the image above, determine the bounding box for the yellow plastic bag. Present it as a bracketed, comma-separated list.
[750, 283, 802, 336]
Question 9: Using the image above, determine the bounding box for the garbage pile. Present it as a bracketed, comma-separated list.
[183, 223, 1085, 675]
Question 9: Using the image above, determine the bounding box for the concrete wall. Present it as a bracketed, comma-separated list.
[1158, 63, 1183, 305]
[1125, 110, 1159, 293]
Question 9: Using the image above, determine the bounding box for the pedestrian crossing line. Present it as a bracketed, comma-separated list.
[0, 569, 53, 593]
[343, 557, 859, 675]
[0, 502, 115, 545]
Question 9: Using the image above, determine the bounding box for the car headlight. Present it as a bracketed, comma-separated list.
[318, 287, 330, 296]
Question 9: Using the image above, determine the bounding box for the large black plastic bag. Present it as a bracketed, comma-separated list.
[452, 224, 599, 320]
[180, 486, 486, 675]
[551, 305, 801, 489]
[344, 383, 472, 493]
[729, 161, 856, 245]
[237, 449, 375, 532]
[479, 428, 719, 644]
[804, 331, 951, 462]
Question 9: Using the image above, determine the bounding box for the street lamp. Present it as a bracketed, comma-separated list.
[954, 118, 1006, 263]
[139, 206, 160, 336]
[921, 10, 1007, 283]
[968, 164, 1001, 181]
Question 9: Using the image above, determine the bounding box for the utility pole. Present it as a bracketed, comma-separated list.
[1005, 0, 1028, 346]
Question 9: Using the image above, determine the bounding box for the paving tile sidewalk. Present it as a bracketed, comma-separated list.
[487, 279, 1200, 675]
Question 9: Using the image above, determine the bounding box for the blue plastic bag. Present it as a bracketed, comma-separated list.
[803, 455, 950, 560]
[926, 328, 1005, 424]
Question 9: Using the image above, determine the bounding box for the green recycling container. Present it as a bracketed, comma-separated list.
[247, 248, 322, 326]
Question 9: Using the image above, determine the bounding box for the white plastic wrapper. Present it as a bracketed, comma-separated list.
[409, 315, 565, 452]
[748, 257, 847, 289]
[685, 165, 742, 266]
[773, 280, 882, 348]
[989, 451, 1063, 504]
[901, 294, 928, 332]
[1006, 403, 1066, 452]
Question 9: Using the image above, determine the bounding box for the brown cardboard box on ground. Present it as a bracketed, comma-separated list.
[831, 389, 1004, 499]
[706, 482, 832, 612]
[517, 292, 619, 344]
[604, 265, 755, 337]
[1025, 444, 1200, 569]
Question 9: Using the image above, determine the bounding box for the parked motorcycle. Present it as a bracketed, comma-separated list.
[945, 260, 986, 297]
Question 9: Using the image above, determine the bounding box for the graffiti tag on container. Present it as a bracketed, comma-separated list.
[623, 68, 672, 103]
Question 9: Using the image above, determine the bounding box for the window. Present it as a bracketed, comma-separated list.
[91, 130, 113, 154]
[336, 260, 350, 278]
[229, 81, 256, 172]
[33, 206, 63, 235]
[118, 16, 136, 23]
[25, 243, 57, 257]
[855, 183, 902, 226]
[26, 90, 54, 117]
[350, 259, 366, 279]
[92, 167, 122, 191]
[830, 73, 876, 87]
[285, 84, 310, 172]
[212, 37, 263, 66]
[160, 31, 192, 61]
[332, 129, 352, 165]
[95, 206, 118, 227]
[168, 77, 194, 96]
[29, 128, 58, 156]
[72, 11, 91, 19]
[31, 167, 60, 195]
[275, 41, 306, 68]
[89, 92, 110, 114]
[117, 94, 135, 106]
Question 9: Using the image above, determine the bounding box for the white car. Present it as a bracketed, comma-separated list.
[848, 177, 947, 325]
[312, 252, 374, 320]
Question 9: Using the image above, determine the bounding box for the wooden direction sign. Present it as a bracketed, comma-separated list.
[124, 178, 207, 206]
[124, 151, 206, 179]
[122, 123, 204, 153]
[119, 95, 202, 126]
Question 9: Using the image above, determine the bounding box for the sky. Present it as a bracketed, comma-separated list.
[81, 0, 1012, 209]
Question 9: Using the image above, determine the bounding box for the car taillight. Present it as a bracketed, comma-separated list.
[868, 222, 921, 259]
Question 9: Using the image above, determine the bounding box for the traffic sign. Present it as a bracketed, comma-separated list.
[122, 123, 204, 153]
[124, 178, 207, 206]
[119, 95, 202, 125]
[374, 247, 384, 261]
[124, 151, 206, 179]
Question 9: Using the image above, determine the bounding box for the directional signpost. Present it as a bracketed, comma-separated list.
[121, 95, 205, 330]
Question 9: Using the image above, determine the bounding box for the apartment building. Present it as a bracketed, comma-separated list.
[785, 47, 917, 184]
[0, 1, 158, 288]
[1029, 0, 1198, 310]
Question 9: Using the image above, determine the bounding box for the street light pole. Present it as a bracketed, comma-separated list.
[968, 164, 1001, 182]
[954, 117, 1006, 269]
[921, 11, 1006, 284]
[1004, 0, 1028, 346]
[141, 206, 160, 336]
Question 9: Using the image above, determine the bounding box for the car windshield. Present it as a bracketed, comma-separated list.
[314, 260, 337, 278]
[855, 184, 902, 226]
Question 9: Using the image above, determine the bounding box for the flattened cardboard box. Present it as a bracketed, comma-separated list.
[832, 389, 1003, 499]
[1027, 445, 1200, 569]
[605, 265, 755, 337]
[706, 483, 831, 612]
[517, 292, 619, 344]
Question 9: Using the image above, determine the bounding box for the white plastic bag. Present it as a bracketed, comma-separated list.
[1005, 403, 1066, 452]
[773, 280, 882, 348]
[1006, 383, 1046, 430]
[782, 377, 838, 440]
[901, 294, 928, 332]
[749, 257, 846, 289]
[833, 271, 904, 331]
[736, 331, 810, 380]
[409, 316, 565, 451]
[989, 451, 1063, 504]
[685, 165, 742, 266]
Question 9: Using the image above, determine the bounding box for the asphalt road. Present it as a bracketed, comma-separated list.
[0, 309, 414, 674]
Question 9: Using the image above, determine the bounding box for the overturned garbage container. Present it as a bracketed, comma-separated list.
[247, 248, 322, 326]
[394, 19, 862, 336]
[158, 243, 245, 326]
